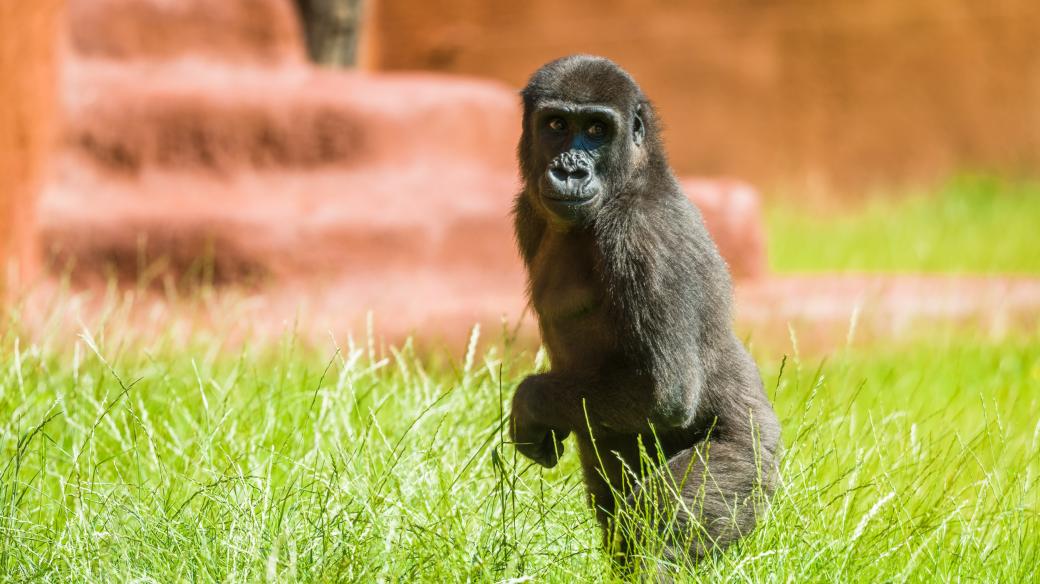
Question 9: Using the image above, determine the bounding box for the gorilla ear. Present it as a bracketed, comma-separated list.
[632, 104, 646, 147]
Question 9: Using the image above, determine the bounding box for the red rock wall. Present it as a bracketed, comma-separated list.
[362, 0, 1040, 192]
[0, 0, 63, 293]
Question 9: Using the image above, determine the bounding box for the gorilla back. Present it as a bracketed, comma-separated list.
[509, 55, 781, 567]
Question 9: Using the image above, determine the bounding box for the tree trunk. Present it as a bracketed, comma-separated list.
[295, 0, 363, 67]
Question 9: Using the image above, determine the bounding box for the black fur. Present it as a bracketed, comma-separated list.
[509, 55, 781, 569]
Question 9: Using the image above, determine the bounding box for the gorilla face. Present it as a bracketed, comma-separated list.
[530, 101, 643, 225]
[519, 56, 651, 227]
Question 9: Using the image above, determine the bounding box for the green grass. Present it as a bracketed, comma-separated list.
[1, 318, 1038, 582]
[767, 175, 1040, 273]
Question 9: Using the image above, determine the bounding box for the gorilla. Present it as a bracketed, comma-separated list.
[509, 55, 781, 570]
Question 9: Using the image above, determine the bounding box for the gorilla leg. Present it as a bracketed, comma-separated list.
[620, 431, 779, 569]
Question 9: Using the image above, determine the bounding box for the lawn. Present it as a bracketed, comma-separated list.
[2, 175, 1038, 581]
[767, 175, 1040, 273]
[1, 321, 1037, 582]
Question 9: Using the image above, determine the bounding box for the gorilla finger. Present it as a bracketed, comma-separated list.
[533, 447, 559, 468]
[515, 437, 558, 468]
[515, 439, 547, 462]
[537, 433, 565, 468]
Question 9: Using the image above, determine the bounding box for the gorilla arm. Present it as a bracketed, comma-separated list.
[510, 362, 701, 468]
[511, 195, 707, 467]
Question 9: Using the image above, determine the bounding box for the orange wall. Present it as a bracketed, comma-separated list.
[0, 0, 63, 293]
[363, 0, 1040, 192]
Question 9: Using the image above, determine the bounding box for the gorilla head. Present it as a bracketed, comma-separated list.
[519, 55, 661, 226]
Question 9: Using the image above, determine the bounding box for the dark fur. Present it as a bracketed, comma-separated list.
[509, 55, 781, 569]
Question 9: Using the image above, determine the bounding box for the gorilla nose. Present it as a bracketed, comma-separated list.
[550, 166, 590, 183]
[547, 158, 594, 199]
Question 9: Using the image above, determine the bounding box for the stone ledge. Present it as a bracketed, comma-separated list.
[42, 163, 768, 286]
[68, 0, 306, 63]
[63, 60, 520, 176]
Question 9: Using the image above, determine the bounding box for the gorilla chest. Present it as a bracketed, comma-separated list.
[529, 232, 614, 367]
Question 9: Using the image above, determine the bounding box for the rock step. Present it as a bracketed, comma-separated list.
[68, 0, 305, 63]
[41, 157, 767, 285]
[64, 59, 520, 176]
[41, 162, 521, 285]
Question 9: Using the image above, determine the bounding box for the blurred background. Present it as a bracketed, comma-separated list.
[2, 0, 1039, 350]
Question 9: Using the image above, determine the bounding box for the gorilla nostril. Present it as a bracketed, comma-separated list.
[570, 168, 590, 181]
[550, 167, 569, 182]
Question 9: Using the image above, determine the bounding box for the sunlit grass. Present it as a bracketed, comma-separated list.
[767, 175, 1040, 273]
[2, 315, 1037, 581]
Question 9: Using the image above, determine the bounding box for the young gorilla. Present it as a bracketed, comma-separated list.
[510, 55, 781, 568]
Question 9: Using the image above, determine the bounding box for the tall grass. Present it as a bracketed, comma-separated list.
[767, 175, 1040, 273]
[1, 315, 1037, 582]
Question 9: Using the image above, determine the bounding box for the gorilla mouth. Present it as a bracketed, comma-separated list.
[540, 187, 599, 223]
[542, 189, 597, 204]
[542, 177, 601, 205]
[544, 152, 599, 204]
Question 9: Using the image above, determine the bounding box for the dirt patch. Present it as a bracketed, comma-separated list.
[13, 274, 1040, 357]
[737, 275, 1040, 353]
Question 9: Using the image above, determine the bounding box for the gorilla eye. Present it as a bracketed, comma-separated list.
[586, 122, 607, 139]
[547, 117, 567, 132]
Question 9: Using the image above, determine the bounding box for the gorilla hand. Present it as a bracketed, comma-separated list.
[510, 377, 571, 468]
